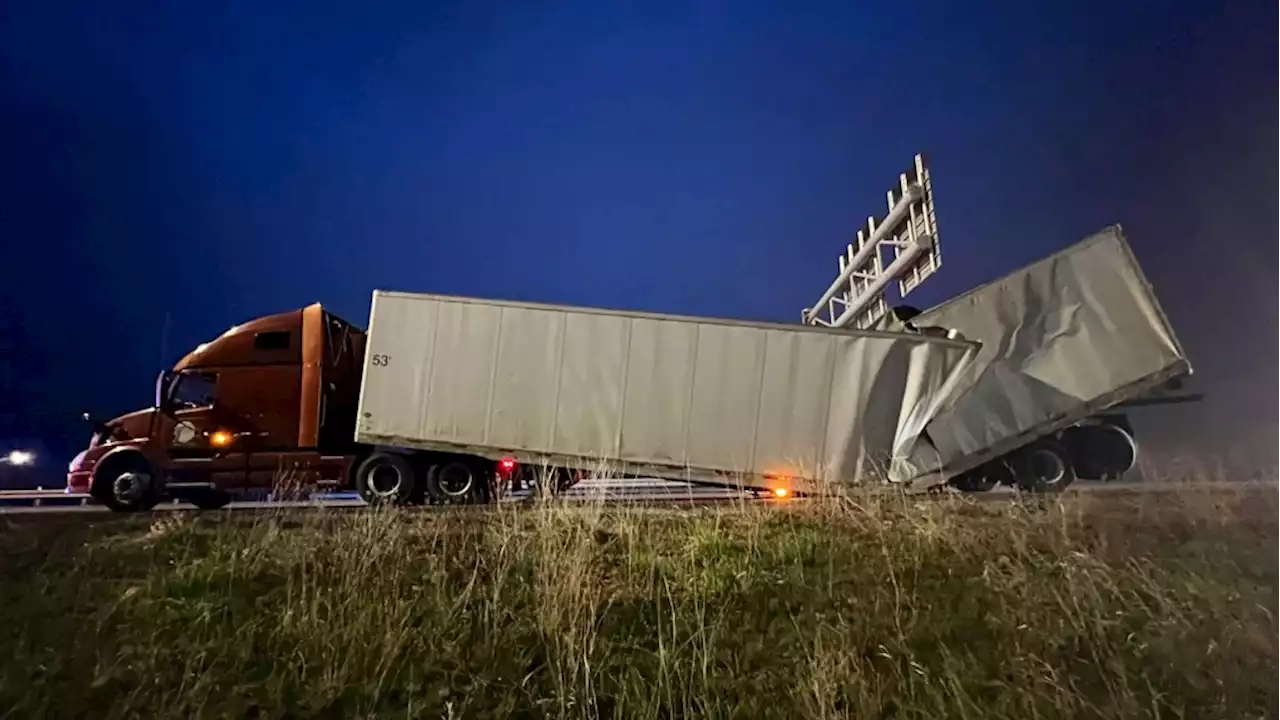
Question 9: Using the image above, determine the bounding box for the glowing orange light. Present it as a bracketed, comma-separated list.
[773, 487, 789, 498]
[209, 430, 234, 447]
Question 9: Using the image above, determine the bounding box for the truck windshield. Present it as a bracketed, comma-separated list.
[169, 372, 217, 409]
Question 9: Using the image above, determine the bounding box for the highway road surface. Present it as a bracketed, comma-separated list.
[1, 477, 1273, 515]
[0, 478, 757, 515]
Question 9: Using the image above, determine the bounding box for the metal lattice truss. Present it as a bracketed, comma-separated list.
[802, 153, 941, 329]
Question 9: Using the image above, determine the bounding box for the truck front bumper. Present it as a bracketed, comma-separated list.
[66, 450, 93, 493]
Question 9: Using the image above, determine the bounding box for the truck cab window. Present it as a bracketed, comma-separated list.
[254, 331, 291, 351]
[169, 372, 217, 409]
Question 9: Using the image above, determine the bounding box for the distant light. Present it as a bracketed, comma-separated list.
[5, 450, 35, 466]
[772, 487, 789, 498]
[209, 430, 234, 448]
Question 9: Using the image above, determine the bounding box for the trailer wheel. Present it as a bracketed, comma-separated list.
[1013, 441, 1076, 493]
[1062, 422, 1137, 481]
[91, 452, 161, 513]
[354, 453, 416, 505]
[426, 460, 491, 505]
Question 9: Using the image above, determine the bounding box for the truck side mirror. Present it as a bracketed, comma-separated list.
[82, 412, 115, 440]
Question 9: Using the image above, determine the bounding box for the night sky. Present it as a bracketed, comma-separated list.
[1, 1, 1275, 483]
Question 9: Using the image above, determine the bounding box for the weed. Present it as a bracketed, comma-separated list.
[0, 484, 1275, 718]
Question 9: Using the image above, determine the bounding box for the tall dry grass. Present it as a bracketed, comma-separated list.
[0, 479, 1275, 719]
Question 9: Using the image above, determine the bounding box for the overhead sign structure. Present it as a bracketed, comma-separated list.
[802, 153, 941, 329]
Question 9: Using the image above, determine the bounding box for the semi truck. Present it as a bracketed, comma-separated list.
[883, 225, 1194, 492]
[66, 295, 980, 512]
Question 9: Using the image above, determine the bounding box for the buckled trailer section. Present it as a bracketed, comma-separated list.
[897, 225, 1192, 492]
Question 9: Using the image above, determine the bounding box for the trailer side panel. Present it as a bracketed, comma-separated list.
[356, 293, 979, 488]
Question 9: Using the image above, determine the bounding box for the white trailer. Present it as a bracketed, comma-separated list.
[892, 225, 1192, 491]
[355, 293, 979, 496]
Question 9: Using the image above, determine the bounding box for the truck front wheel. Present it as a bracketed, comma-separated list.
[91, 453, 161, 513]
[354, 453, 417, 506]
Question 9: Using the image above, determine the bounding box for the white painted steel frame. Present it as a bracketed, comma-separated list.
[802, 153, 941, 330]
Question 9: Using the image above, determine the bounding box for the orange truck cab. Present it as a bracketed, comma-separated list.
[67, 304, 369, 511]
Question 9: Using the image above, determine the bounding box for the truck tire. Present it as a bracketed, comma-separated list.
[1062, 422, 1137, 481]
[354, 452, 416, 506]
[426, 460, 491, 505]
[1012, 441, 1076, 493]
[91, 452, 162, 513]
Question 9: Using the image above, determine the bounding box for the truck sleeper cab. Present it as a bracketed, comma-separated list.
[67, 304, 524, 512]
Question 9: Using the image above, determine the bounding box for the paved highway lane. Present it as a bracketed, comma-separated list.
[1, 478, 1273, 515]
[0, 478, 760, 515]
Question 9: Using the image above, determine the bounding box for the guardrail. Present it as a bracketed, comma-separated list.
[0, 490, 94, 507]
[0, 490, 365, 508]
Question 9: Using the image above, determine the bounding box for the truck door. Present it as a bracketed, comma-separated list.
[154, 370, 251, 489]
[231, 360, 319, 498]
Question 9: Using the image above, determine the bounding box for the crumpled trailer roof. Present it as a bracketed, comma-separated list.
[899, 224, 1190, 481]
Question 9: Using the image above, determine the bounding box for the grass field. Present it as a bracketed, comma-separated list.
[0, 485, 1275, 719]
